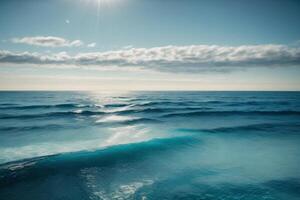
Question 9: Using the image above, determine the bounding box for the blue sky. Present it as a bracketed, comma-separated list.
[1, 0, 300, 90]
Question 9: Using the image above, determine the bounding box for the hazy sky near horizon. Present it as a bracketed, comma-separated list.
[1, 0, 300, 90]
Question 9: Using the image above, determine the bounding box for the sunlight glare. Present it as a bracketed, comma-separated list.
[80, 0, 123, 22]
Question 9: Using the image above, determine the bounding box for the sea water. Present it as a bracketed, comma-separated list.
[0, 91, 300, 200]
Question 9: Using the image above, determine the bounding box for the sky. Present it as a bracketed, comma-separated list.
[0, 0, 300, 91]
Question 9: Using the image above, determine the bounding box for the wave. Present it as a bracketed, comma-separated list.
[104, 103, 131, 108]
[114, 107, 212, 115]
[0, 110, 105, 120]
[137, 100, 292, 108]
[138, 101, 199, 107]
[0, 103, 106, 110]
[114, 108, 169, 115]
[226, 101, 291, 106]
[119, 118, 161, 125]
[95, 115, 138, 123]
[0, 135, 201, 185]
[0, 103, 20, 107]
[0, 103, 84, 110]
[176, 122, 300, 135]
[162, 110, 300, 118]
[135, 100, 239, 107]
[2, 109, 299, 121]
[0, 124, 67, 132]
[0, 111, 161, 124]
[95, 115, 161, 125]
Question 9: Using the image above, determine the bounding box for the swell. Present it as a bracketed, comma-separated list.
[137, 100, 291, 107]
[114, 107, 212, 115]
[227, 101, 291, 106]
[94, 117, 161, 126]
[137, 101, 202, 107]
[104, 103, 131, 108]
[119, 118, 161, 125]
[0, 101, 292, 110]
[2, 110, 299, 121]
[0, 135, 201, 186]
[0, 103, 19, 107]
[0, 103, 98, 110]
[0, 110, 105, 120]
[177, 122, 300, 135]
[162, 110, 300, 118]
[0, 124, 78, 133]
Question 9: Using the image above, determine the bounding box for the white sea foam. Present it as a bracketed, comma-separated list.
[80, 167, 153, 200]
[0, 125, 155, 164]
[95, 115, 137, 123]
[103, 104, 135, 113]
[74, 109, 83, 113]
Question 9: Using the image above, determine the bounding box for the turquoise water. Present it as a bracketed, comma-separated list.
[0, 91, 300, 200]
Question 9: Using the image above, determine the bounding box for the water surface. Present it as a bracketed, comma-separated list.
[0, 91, 300, 200]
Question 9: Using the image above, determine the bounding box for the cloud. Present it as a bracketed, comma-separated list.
[123, 45, 133, 49]
[11, 36, 83, 47]
[1, 44, 300, 72]
[65, 19, 70, 24]
[87, 43, 96, 48]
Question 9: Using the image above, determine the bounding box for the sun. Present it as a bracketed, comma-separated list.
[77, 0, 123, 21]
[80, 0, 123, 14]
[84, 0, 120, 7]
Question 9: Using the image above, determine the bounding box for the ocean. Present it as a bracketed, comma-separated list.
[0, 91, 300, 200]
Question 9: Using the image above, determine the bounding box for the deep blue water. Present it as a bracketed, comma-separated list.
[0, 91, 300, 200]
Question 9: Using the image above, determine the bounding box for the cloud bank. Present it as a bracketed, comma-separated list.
[1, 44, 300, 72]
[12, 36, 83, 47]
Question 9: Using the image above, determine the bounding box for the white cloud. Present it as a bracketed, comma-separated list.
[65, 19, 70, 24]
[123, 45, 133, 49]
[11, 36, 83, 47]
[1, 44, 300, 73]
[87, 43, 96, 48]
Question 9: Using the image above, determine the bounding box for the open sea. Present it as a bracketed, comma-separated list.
[0, 91, 300, 200]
